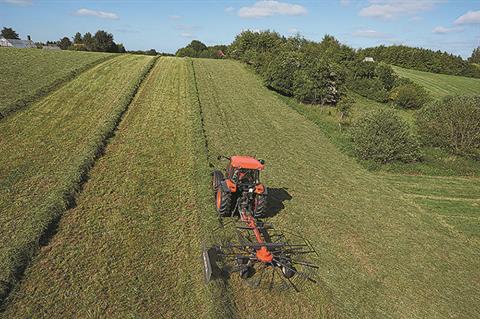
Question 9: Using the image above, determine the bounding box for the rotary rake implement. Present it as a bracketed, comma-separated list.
[202, 155, 318, 291]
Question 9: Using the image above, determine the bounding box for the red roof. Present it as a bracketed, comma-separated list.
[230, 156, 264, 170]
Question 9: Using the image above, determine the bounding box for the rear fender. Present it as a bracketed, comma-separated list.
[220, 180, 236, 193]
[255, 184, 266, 195]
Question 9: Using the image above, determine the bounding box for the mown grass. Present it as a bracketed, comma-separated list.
[3, 57, 227, 318]
[392, 65, 480, 98]
[0, 48, 113, 118]
[382, 174, 480, 239]
[0, 54, 153, 305]
[193, 58, 480, 318]
[282, 94, 480, 177]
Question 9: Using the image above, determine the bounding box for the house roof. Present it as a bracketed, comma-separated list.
[0, 37, 36, 48]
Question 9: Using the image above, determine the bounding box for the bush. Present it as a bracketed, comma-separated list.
[416, 95, 480, 159]
[264, 51, 301, 96]
[351, 109, 421, 163]
[347, 61, 396, 102]
[375, 62, 397, 90]
[292, 59, 344, 105]
[349, 78, 389, 102]
[389, 82, 431, 109]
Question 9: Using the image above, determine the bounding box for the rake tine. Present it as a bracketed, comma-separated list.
[290, 260, 319, 269]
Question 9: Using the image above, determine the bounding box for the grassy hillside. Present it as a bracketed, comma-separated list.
[0, 55, 153, 304]
[1, 56, 478, 318]
[392, 65, 480, 98]
[193, 59, 479, 318]
[3, 58, 225, 318]
[0, 48, 113, 118]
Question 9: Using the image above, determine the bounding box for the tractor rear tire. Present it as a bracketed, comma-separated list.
[215, 188, 231, 217]
[253, 194, 267, 217]
[212, 170, 224, 191]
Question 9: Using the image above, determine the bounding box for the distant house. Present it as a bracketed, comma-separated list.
[0, 36, 36, 49]
[363, 57, 375, 62]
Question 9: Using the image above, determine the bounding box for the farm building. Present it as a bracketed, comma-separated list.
[363, 57, 375, 62]
[0, 36, 36, 49]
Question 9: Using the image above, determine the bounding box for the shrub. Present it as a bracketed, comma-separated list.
[347, 61, 395, 102]
[389, 82, 431, 109]
[336, 95, 355, 125]
[416, 95, 480, 159]
[349, 78, 389, 102]
[264, 51, 301, 96]
[375, 62, 397, 90]
[351, 109, 421, 163]
[292, 59, 344, 105]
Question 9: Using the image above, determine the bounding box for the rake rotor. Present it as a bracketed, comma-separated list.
[203, 218, 318, 291]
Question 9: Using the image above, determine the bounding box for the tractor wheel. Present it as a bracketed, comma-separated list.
[253, 194, 267, 217]
[215, 188, 231, 217]
[212, 170, 224, 191]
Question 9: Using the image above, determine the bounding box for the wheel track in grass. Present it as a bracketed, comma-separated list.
[3, 57, 228, 318]
[0, 55, 156, 309]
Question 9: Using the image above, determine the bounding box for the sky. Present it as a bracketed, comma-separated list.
[1, 0, 479, 58]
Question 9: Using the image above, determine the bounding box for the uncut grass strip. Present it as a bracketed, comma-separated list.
[0, 50, 115, 119]
[0, 55, 155, 306]
[3, 57, 220, 318]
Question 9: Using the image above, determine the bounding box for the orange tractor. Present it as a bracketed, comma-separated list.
[212, 155, 267, 218]
[203, 156, 318, 290]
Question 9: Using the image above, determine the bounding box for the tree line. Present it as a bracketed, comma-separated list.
[175, 40, 227, 59]
[359, 45, 480, 78]
[56, 31, 126, 53]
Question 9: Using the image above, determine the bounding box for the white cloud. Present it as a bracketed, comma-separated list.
[359, 0, 440, 20]
[340, 0, 350, 6]
[180, 32, 194, 38]
[454, 10, 480, 25]
[75, 8, 119, 20]
[352, 29, 388, 38]
[170, 15, 182, 20]
[432, 26, 463, 34]
[288, 27, 298, 34]
[225, 6, 235, 13]
[3, 0, 32, 5]
[238, 1, 307, 18]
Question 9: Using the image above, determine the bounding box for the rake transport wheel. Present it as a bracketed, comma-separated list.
[215, 188, 231, 217]
[253, 194, 267, 217]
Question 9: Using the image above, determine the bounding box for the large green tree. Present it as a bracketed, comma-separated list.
[93, 30, 116, 52]
[1, 27, 19, 39]
[83, 32, 94, 51]
[58, 37, 72, 50]
[186, 40, 207, 52]
[468, 47, 480, 64]
[73, 32, 83, 44]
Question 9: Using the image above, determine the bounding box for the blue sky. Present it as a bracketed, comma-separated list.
[1, 0, 479, 57]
